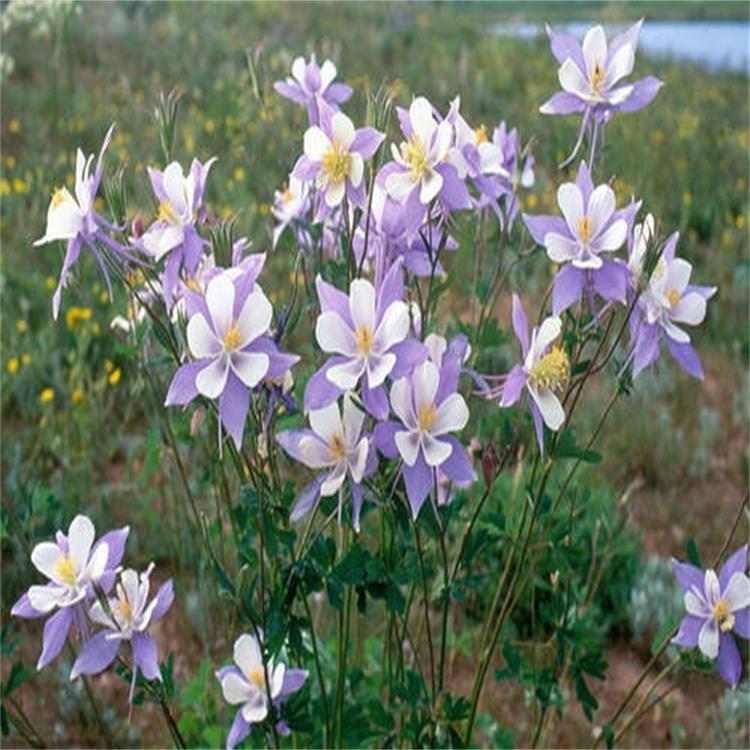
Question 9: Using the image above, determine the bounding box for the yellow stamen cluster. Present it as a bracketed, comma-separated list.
[223, 323, 243, 352]
[321, 143, 352, 185]
[355, 324, 374, 355]
[529, 346, 570, 392]
[401, 134, 430, 182]
[666, 288, 680, 308]
[55, 556, 76, 586]
[157, 201, 179, 224]
[418, 403, 437, 432]
[281, 184, 295, 204]
[474, 124, 488, 144]
[590, 63, 605, 93]
[247, 668, 266, 689]
[52, 187, 71, 208]
[577, 215, 593, 245]
[714, 599, 735, 633]
[113, 598, 134, 625]
[328, 433, 348, 463]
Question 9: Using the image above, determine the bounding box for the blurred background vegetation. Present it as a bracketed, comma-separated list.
[1, 1, 747, 748]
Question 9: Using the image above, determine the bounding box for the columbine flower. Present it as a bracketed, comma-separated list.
[216, 633, 308, 749]
[304, 259, 424, 419]
[277, 394, 371, 529]
[490, 121, 535, 226]
[524, 161, 635, 315]
[165, 264, 298, 448]
[11, 515, 129, 669]
[140, 158, 215, 305]
[540, 21, 662, 121]
[274, 54, 352, 126]
[628, 216, 717, 379]
[484, 295, 568, 451]
[34, 124, 124, 319]
[71, 565, 174, 698]
[382, 97, 470, 237]
[672, 545, 750, 687]
[272, 175, 310, 249]
[374, 359, 473, 518]
[293, 106, 383, 208]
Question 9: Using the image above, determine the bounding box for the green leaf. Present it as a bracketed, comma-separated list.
[686, 538, 702, 567]
[554, 429, 601, 464]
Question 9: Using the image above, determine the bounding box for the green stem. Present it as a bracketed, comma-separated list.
[302, 593, 331, 746]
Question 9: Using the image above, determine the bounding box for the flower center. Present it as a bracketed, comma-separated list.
[714, 599, 735, 632]
[328, 433, 348, 463]
[418, 403, 437, 432]
[281, 184, 295, 204]
[590, 63, 605, 93]
[55, 555, 76, 586]
[113, 598, 134, 626]
[577, 215, 593, 245]
[247, 668, 266, 689]
[666, 288, 680, 308]
[529, 346, 570, 392]
[474, 124, 488, 144]
[52, 187, 72, 208]
[157, 201, 179, 224]
[401, 134, 430, 182]
[223, 323, 243, 352]
[321, 143, 352, 185]
[355, 324, 375, 356]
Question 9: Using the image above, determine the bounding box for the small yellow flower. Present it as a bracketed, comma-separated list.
[233, 167, 246, 182]
[65, 306, 92, 330]
[99, 291, 109, 304]
[0, 179, 10, 196]
[8, 119, 20, 134]
[5, 155, 16, 170]
[682, 192, 692, 206]
[12, 178, 28, 194]
[7, 358, 19, 374]
[21, 353, 30, 366]
[72, 387, 85, 404]
[45, 276, 57, 291]
[92, 323, 101, 336]
[104, 359, 114, 373]
[16, 320, 27, 333]
[526, 193, 538, 210]
[204, 119, 215, 134]
[736, 214, 746, 229]
[39, 388, 55, 403]
[108, 368, 122, 386]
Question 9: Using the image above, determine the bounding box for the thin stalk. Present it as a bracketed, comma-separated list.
[302, 593, 331, 746]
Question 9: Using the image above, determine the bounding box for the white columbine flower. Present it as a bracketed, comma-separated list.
[27, 515, 109, 613]
[523, 316, 568, 431]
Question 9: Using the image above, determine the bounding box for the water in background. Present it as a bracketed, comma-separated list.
[493, 20, 749, 74]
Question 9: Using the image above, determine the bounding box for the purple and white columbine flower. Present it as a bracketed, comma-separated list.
[304, 259, 425, 420]
[278, 394, 371, 530]
[524, 162, 635, 315]
[272, 175, 310, 249]
[11, 515, 129, 669]
[34, 125, 124, 319]
[628, 214, 716, 380]
[217, 633, 308, 749]
[165, 263, 298, 448]
[274, 54, 352, 126]
[484, 295, 568, 451]
[71, 565, 174, 698]
[540, 21, 662, 122]
[374, 359, 474, 518]
[491, 121, 535, 226]
[293, 106, 383, 209]
[140, 158, 215, 305]
[672, 546, 750, 688]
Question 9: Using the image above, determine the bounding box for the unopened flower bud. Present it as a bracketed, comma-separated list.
[481, 447, 497, 488]
[131, 212, 144, 238]
[190, 408, 204, 436]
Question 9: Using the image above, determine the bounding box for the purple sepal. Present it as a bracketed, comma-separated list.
[227, 709, 251, 750]
[132, 632, 161, 681]
[71, 630, 120, 678]
[38, 606, 75, 670]
[402, 454, 433, 519]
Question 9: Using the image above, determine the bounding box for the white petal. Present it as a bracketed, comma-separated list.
[594, 220, 627, 252]
[291, 57, 306, 85]
[342, 393, 365, 444]
[230, 351, 269, 388]
[685, 589, 711, 617]
[364, 352, 396, 388]
[558, 58, 591, 99]
[544, 232, 579, 263]
[195, 356, 230, 399]
[28, 584, 66, 613]
[605, 84, 633, 105]
[724, 573, 750, 612]
[162, 162, 188, 215]
[68, 515, 95, 574]
[670, 293, 706, 327]
[31, 542, 65, 583]
[187, 314, 220, 359]
[309, 401, 343, 443]
[234, 634, 262, 675]
[304, 127, 330, 162]
[432, 121, 453, 161]
[431, 394, 469, 436]
[320, 463, 347, 496]
[604, 43, 635, 88]
[316, 312, 357, 356]
[582, 25, 608, 77]
[410, 97, 436, 144]
[331, 112, 355, 149]
[34, 189, 84, 245]
[698, 618, 719, 660]
[326, 357, 365, 390]
[349, 279, 376, 329]
[221, 672, 253, 705]
[557, 183, 585, 236]
[89, 600, 116, 629]
[530, 317, 562, 362]
[704, 570, 721, 606]
[349, 153, 364, 187]
[587, 185, 615, 237]
[206, 274, 235, 336]
[665, 258, 692, 295]
[385, 170, 416, 203]
[141, 225, 184, 261]
[271, 662, 285, 700]
[374, 301, 410, 352]
[241, 695, 268, 723]
[412, 361, 440, 409]
[236, 289, 273, 347]
[422, 433, 452, 467]
[299, 435, 333, 469]
[84, 541, 109, 583]
[419, 170, 443, 204]
[528, 385, 565, 430]
[662, 318, 690, 344]
[348, 438, 369, 483]
[395, 430, 421, 466]
[324, 179, 346, 208]
[319, 59, 337, 91]
[390, 377, 416, 428]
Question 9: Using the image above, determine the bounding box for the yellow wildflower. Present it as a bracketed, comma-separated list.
[7, 358, 19, 374]
[39, 388, 55, 403]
